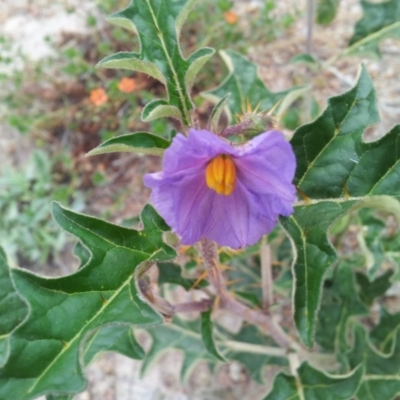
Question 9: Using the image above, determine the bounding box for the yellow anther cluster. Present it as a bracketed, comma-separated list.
[205, 154, 236, 196]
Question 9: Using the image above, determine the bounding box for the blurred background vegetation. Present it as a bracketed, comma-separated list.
[0, 0, 300, 271]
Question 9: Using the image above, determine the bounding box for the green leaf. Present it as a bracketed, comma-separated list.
[86, 132, 170, 157]
[73, 241, 90, 269]
[316, 0, 340, 25]
[202, 50, 291, 122]
[0, 247, 28, 366]
[222, 245, 263, 307]
[0, 203, 175, 400]
[141, 316, 215, 380]
[264, 362, 363, 400]
[98, 0, 215, 125]
[157, 262, 208, 290]
[315, 261, 368, 352]
[291, 53, 318, 65]
[348, 0, 400, 58]
[292, 65, 382, 199]
[347, 325, 400, 399]
[280, 201, 356, 347]
[208, 93, 230, 132]
[356, 208, 400, 279]
[370, 308, 400, 352]
[357, 208, 387, 279]
[46, 394, 73, 400]
[45, 313, 145, 398]
[356, 269, 393, 307]
[83, 325, 144, 365]
[285, 64, 400, 347]
[221, 325, 287, 383]
[200, 310, 224, 361]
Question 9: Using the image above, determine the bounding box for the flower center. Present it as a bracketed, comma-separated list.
[205, 154, 236, 196]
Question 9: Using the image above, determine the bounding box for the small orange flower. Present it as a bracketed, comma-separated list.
[89, 88, 108, 106]
[224, 10, 238, 25]
[118, 77, 137, 93]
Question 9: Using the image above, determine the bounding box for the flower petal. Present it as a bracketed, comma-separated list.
[234, 130, 296, 214]
[161, 129, 234, 175]
[144, 129, 296, 249]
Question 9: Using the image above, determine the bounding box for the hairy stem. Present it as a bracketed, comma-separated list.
[219, 112, 275, 138]
[199, 238, 296, 350]
[174, 299, 213, 313]
[220, 119, 253, 137]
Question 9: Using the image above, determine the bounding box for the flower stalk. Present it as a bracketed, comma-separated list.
[199, 238, 296, 350]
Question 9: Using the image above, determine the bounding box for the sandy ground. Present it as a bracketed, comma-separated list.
[1, 0, 400, 399]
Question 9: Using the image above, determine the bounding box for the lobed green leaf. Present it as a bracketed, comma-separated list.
[264, 362, 363, 400]
[98, 0, 215, 125]
[356, 269, 393, 307]
[0, 248, 28, 366]
[280, 201, 356, 347]
[315, 261, 368, 352]
[285, 65, 400, 347]
[348, 325, 400, 399]
[292, 65, 381, 199]
[348, 0, 400, 58]
[0, 203, 175, 400]
[141, 317, 215, 381]
[82, 325, 144, 365]
[370, 308, 400, 352]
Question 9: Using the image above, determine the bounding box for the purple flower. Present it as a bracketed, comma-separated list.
[144, 129, 296, 249]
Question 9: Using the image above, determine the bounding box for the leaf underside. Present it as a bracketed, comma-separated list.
[86, 132, 170, 156]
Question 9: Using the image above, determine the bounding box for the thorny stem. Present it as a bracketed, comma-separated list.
[220, 119, 253, 137]
[219, 111, 275, 138]
[261, 235, 274, 310]
[199, 238, 296, 350]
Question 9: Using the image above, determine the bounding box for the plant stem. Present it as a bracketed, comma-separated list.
[220, 119, 253, 137]
[174, 299, 213, 313]
[219, 111, 275, 138]
[222, 340, 287, 358]
[289, 352, 306, 400]
[199, 238, 296, 350]
[306, 0, 315, 54]
[261, 235, 274, 310]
